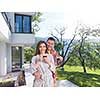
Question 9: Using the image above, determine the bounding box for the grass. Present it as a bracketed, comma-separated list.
[57, 65, 100, 87]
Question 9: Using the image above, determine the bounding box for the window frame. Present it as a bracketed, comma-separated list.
[15, 13, 32, 33]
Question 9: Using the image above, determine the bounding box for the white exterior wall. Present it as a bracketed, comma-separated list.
[15, 12, 34, 16]
[22, 47, 24, 65]
[0, 42, 7, 76]
[0, 13, 11, 41]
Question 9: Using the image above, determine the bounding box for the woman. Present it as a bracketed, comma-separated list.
[31, 41, 55, 87]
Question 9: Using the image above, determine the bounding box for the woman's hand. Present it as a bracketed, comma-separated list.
[43, 56, 51, 66]
[32, 61, 40, 68]
[34, 70, 41, 79]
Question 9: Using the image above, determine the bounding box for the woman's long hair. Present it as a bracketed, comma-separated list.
[34, 41, 48, 56]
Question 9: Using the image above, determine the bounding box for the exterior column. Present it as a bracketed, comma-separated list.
[0, 42, 7, 76]
[7, 44, 12, 73]
[22, 47, 24, 66]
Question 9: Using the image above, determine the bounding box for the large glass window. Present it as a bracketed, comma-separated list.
[23, 16, 31, 32]
[15, 15, 22, 32]
[15, 14, 31, 33]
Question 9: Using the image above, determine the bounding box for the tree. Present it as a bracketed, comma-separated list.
[32, 12, 43, 34]
[74, 24, 100, 73]
[50, 26, 77, 70]
[50, 24, 100, 71]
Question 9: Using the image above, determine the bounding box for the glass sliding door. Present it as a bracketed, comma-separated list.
[12, 46, 22, 71]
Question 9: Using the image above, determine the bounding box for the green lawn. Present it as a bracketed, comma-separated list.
[57, 65, 100, 87]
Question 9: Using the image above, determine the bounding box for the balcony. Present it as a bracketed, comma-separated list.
[9, 13, 35, 46]
[10, 33, 35, 46]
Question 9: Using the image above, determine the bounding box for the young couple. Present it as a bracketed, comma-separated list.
[31, 37, 63, 87]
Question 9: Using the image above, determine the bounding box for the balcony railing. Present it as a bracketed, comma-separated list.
[1, 12, 12, 32]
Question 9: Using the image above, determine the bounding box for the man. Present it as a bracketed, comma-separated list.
[47, 37, 63, 86]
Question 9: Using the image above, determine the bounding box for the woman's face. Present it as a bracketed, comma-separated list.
[39, 43, 47, 54]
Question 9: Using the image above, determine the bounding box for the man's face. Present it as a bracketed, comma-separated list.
[47, 40, 55, 50]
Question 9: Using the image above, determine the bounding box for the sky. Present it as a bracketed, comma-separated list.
[35, 12, 65, 38]
[33, 0, 100, 39]
[35, 10, 100, 39]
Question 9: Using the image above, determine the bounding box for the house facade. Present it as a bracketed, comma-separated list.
[0, 12, 35, 76]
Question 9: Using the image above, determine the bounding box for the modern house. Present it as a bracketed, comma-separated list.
[0, 12, 35, 76]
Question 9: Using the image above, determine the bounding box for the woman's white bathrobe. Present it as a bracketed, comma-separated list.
[31, 54, 55, 87]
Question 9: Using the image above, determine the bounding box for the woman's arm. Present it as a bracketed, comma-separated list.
[31, 56, 37, 74]
[43, 54, 55, 72]
[49, 55, 56, 72]
[31, 56, 41, 79]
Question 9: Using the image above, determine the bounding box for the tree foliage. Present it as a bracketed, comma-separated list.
[32, 12, 43, 34]
[67, 42, 100, 71]
[24, 47, 35, 62]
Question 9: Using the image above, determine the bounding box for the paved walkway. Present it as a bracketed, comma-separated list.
[24, 68, 78, 87]
[56, 80, 78, 87]
[0, 70, 78, 87]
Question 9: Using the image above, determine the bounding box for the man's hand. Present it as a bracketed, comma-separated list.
[57, 56, 63, 66]
[59, 56, 63, 61]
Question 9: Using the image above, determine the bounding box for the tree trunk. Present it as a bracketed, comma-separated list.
[83, 65, 87, 73]
[81, 59, 87, 73]
[59, 56, 70, 71]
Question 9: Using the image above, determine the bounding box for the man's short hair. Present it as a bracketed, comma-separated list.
[47, 37, 55, 42]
